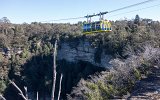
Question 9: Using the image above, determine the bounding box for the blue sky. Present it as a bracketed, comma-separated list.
[1, 0, 160, 24]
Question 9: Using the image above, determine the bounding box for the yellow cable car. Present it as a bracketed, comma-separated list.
[83, 12, 112, 34]
[83, 20, 112, 34]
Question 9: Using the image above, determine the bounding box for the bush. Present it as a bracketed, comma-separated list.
[85, 82, 102, 100]
[85, 81, 117, 100]
[0, 80, 6, 93]
[133, 68, 141, 80]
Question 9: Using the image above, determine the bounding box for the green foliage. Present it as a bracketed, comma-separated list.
[21, 48, 29, 58]
[140, 62, 151, 75]
[86, 82, 99, 91]
[0, 53, 3, 62]
[97, 81, 116, 99]
[85, 82, 102, 100]
[43, 44, 50, 55]
[106, 73, 113, 81]
[103, 32, 127, 56]
[0, 80, 6, 93]
[134, 68, 141, 80]
[85, 81, 117, 100]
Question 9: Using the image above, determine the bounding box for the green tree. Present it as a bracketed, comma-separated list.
[134, 15, 140, 25]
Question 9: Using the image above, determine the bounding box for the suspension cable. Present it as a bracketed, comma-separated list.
[108, 3, 160, 17]
[40, 0, 159, 23]
[108, 0, 157, 13]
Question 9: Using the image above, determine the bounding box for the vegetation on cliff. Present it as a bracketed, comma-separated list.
[0, 15, 160, 99]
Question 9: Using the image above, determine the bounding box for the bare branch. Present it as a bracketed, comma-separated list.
[57, 74, 63, 100]
[9, 80, 27, 100]
[0, 94, 6, 100]
[24, 86, 28, 100]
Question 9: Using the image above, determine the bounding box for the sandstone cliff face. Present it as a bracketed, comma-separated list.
[58, 39, 112, 68]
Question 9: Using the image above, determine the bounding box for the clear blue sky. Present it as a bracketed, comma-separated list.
[1, 0, 160, 24]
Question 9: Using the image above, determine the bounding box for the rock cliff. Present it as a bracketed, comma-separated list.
[58, 38, 112, 68]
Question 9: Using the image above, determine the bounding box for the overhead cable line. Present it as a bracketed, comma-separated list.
[108, 0, 157, 13]
[108, 3, 160, 17]
[40, 0, 158, 23]
[41, 16, 84, 23]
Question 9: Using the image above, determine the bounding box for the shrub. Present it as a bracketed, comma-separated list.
[0, 80, 6, 94]
[85, 81, 117, 100]
[133, 68, 141, 80]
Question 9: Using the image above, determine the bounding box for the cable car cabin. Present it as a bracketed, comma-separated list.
[83, 20, 112, 34]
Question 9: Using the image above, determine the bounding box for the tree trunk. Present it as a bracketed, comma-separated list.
[57, 74, 63, 100]
[51, 40, 57, 100]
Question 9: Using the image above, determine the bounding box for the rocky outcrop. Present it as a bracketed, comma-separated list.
[58, 39, 112, 68]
